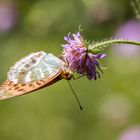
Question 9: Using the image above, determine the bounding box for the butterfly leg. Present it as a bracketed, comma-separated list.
[72, 74, 86, 80]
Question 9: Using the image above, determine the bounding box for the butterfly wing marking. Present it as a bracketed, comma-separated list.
[0, 70, 62, 100]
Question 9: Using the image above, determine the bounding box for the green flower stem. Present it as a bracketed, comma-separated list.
[88, 39, 140, 53]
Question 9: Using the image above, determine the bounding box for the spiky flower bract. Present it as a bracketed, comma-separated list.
[61, 32, 106, 80]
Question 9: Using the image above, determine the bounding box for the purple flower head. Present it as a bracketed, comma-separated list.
[62, 32, 106, 80]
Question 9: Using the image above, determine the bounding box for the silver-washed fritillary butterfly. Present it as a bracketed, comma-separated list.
[0, 51, 72, 100]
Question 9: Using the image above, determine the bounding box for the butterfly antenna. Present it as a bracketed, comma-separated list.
[67, 80, 83, 110]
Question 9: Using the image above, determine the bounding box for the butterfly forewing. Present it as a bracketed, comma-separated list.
[0, 51, 66, 100]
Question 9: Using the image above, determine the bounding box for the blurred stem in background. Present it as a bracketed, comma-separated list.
[131, 0, 140, 19]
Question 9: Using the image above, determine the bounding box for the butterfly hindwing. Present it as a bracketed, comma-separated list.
[8, 51, 65, 84]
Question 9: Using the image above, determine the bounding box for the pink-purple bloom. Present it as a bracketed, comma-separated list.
[0, 2, 17, 33]
[62, 32, 106, 80]
[118, 126, 140, 140]
[114, 20, 140, 57]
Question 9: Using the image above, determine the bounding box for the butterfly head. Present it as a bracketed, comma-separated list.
[60, 69, 73, 80]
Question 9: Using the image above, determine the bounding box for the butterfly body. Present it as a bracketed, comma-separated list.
[0, 51, 73, 100]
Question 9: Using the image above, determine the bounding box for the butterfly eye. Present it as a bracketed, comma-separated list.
[66, 73, 71, 79]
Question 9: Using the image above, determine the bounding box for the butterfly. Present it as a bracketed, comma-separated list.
[0, 51, 73, 100]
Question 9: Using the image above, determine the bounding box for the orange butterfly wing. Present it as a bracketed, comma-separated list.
[0, 70, 62, 100]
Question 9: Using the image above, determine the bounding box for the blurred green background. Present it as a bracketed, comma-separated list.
[0, 0, 140, 140]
